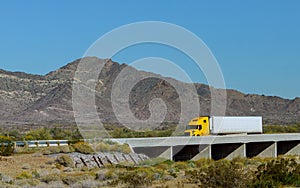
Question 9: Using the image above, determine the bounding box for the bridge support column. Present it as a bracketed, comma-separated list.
[212, 143, 246, 160]
[191, 145, 211, 161]
[278, 141, 300, 156]
[285, 144, 300, 155]
[247, 142, 277, 158]
[225, 143, 246, 160]
[158, 146, 173, 160]
[259, 142, 277, 158]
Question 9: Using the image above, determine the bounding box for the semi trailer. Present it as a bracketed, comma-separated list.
[185, 116, 263, 136]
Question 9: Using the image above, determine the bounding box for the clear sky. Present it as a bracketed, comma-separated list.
[0, 1, 299, 99]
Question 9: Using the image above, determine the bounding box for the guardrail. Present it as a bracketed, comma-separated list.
[14, 140, 69, 148]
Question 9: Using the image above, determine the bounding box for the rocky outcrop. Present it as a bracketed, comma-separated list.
[68, 152, 149, 168]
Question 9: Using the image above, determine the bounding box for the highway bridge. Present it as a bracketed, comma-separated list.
[11, 134, 300, 161]
[111, 133, 300, 161]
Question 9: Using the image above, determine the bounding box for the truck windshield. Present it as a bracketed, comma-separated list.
[186, 125, 202, 130]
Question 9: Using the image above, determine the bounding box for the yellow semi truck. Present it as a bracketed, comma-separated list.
[185, 116, 263, 136]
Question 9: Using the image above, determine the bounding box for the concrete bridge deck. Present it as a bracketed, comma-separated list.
[112, 133, 300, 161]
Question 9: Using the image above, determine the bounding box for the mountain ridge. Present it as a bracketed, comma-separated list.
[0, 57, 299, 127]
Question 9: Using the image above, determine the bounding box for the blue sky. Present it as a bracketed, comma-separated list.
[0, 1, 299, 99]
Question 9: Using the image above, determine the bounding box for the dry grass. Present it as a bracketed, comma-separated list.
[0, 153, 55, 177]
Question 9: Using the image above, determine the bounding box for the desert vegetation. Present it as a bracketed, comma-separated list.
[108, 126, 176, 138]
[1, 124, 300, 187]
[1, 151, 300, 187]
[0, 136, 14, 156]
[0, 123, 299, 143]
[263, 124, 300, 134]
[0, 126, 82, 142]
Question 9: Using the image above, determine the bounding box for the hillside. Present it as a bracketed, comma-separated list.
[0, 57, 299, 127]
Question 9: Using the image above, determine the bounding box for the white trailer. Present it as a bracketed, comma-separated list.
[209, 116, 263, 134]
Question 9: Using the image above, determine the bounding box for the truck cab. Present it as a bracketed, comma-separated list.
[185, 116, 263, 136]
[184, 116, 210, 136]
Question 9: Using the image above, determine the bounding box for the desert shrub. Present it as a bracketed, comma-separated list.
[174, 161, 190, 170]
[186, 160, 196, 168]
[110, 127, 175, 138]
[23, 126, 82, 141]
[40, 174, 60, 183]
[152, 169, 165, 180]
[252, 157, 300, 187]
[167, 167, 178, 178]
[186, 159, 253, 187]
[231, 156, 250, 165]
[46, 181, 65, 187]
[110, 144, 122, 153]
[62, 176, 78, 185]
[80, 179, 102, 187]
[14, 146, 39, 154]
[116, 161, 135, 169]
[29, 179, 41, 186]
[195, 158, 214, 168]
[139, 158, 169, 167]
[4, 130, 23, 141]
[0, 136, 14, 156]
[95, 172, 107, 181]
[72, 142, 95, 154]
[118, 168, 155, 188]
[119, 144, 132, 154]
[154, 163, 169, 170]
[24, 135, 34, 141]
[50, 126, 72, 140]
[94, 141, 132, 154]
[263, 124, 300, 134]
[16, 171, 32, 179]
[95, 169, 119, 181]
[41, 146, 74, 155]
[19, 178, 40, 187]
[25, 128, 52, 140]
[32, 170, 40, 178]
[14, 179, 31, 187]
[111, 143, 132, 154]
[0, 130, 17, 140]
[42, 146, 61, 155]
[103, 139, 117, 145]
[59, 145, 74, 153]
[78, 174, 97, 182]
[95, 142, 110, 152]
[0, 173, 13, 184]
[105, 169, 118, 180]
[152, 159, 175, 172]
[162, 159, 175, 165]
[56, 154, 74, 168]
[80, 166, 90, 172]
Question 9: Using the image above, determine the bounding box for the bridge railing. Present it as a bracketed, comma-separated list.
[14, 140, 69, 148]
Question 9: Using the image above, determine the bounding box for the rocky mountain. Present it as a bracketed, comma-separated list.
[0, 57, 299, 128]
